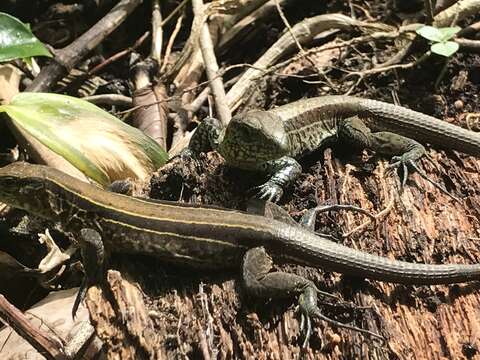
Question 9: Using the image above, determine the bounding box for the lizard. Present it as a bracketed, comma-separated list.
[1, 161, 480, 344]
[187, 95, 480, 201]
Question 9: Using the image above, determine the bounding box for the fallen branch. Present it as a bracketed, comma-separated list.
[434, 0, 480, 27]
[192, 0, 231, 125]
[27, 0, 142, 92]
[0, 295, 67, 360]
[457, 37, 480, 52]
[225, 13, 392, 111]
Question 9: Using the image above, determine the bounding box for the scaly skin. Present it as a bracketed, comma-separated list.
[189, 96, 480, 201]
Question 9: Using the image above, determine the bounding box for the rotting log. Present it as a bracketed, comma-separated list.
[82, 137, 480, 359]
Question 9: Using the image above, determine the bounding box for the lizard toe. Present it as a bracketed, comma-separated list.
[298, 285, 384, 347]
[385, 156, 414, 191]
[255, 182, 284, 203]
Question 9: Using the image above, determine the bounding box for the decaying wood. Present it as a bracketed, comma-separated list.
[0, 288, 100, 359]
[140, 141, 480, 359]
[86, 270, 161, 359]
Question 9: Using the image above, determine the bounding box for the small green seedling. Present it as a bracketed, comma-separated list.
[416, 25, 461, 57]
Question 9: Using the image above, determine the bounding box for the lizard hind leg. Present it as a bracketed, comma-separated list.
[241, 247, 382, 347]
[339, 116, 459, 201]
[337, 115, 374, 152]
[378, 136, 461, 202]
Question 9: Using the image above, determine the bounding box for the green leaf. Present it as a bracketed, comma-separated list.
[417, 25, 461, 43]
[416, 25, 443, 42]
[431, 41, 459, 57]
[0, 12, 51, 62]
[438, 26, 461, 41]
[0, 93, 168, 186]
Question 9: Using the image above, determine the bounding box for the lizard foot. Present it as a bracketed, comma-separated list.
[386, 156, 460, 202]
[299, 286, 384, 348]
[254, 181, 284, 203]
[385, 155, 410, 189]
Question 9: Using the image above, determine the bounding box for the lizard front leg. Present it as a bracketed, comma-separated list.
[188, 116, 299, 202]
[72, 228, 106, 318]
[187, 116, 223, 155]
[256, 156, 302, 202]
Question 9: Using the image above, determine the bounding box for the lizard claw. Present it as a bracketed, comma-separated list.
[298, 286, 384, 347]
[298, 286, 321, 348]
[255, 182, 284, 203]
[385, 156, 409, 191]
[385, 156, 461, 202]
[72, 280, 87, 319]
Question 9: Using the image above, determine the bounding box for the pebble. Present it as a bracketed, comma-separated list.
[454, 100, 464, 110]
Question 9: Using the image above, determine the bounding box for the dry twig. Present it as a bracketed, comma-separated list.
[151, 0, 163, 65]
[192, 0, 231, 125]
[0, 295, 67, 360]
[225, 13, 392, 111]
[160, 13, 184, 74]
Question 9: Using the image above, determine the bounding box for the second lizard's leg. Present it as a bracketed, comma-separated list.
[338, 116, 425, 185]
[338, 115, 426, 162]
[256, 157, 302, 202]
[337, 116, 457, 197]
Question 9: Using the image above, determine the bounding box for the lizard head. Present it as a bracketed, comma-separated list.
[0, 162, 54, 218]
[220, 111, 290, 164]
